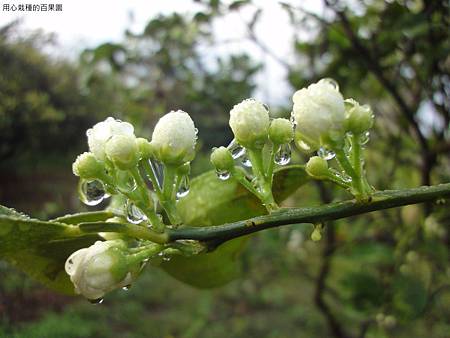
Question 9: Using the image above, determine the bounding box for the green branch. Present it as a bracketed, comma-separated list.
[167, 183, 450, 243]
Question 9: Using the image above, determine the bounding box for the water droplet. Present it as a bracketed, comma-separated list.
[274, 143, 292, 165]
[79, 179, 108, 206]
[126, 200, 147, 224]
[360, 131, 370, 145]
[148, 158, 164, 189]
[227, 139, 245, 159]
[115, 170, 137, 193]
[240, 155, 252, 167]
[122, 285, 131, 291]
[319, 78, 339, 91]
[317, 147, 336, 160]
[216, 170, 230, 181]
[89, 298, 104, 305]
[333, 170, 352, 183]
[176, 175, 190, 199]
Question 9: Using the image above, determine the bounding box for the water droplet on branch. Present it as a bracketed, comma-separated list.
[89, 298, 104, 305]
[148, 158, 164, 190]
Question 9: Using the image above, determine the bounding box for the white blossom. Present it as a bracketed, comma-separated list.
[292, 79, 345, 150]
[87, 117, 135, 161]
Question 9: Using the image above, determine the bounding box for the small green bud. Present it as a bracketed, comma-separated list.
[105, 134, 139, 170]
[72, 152, 106, 180]
[305, 156, 329, 179]
[210, 146, 234, 171]
[269, 118, 294, 145]
[311, 228, 322, 242]
[344, 98, 374, 134]
[229, 98, 270, 149]
[136, 138, 153, 159]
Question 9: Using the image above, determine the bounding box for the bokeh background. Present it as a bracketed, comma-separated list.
[0, 0, 449, 337]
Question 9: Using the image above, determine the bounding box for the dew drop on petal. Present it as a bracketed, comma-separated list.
[275, 143, 292, 165]
[216, 170, 231, 181]
[176, 175, 190, 199]
[319, 77, 339, 91]
[240, 154, 252, 167]
[126, 200, 147, 224]
[79, 179, 107, 206]
[317, 147, 336, 161]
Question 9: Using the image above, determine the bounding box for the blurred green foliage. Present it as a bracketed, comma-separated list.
[0, 0, 449, 338]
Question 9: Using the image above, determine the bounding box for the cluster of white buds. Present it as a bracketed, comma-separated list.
[291, 78, 375, 200]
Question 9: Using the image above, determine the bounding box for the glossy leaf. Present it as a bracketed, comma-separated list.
[0, 208, 102, 295]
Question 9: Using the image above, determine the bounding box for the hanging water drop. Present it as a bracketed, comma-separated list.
[89, 298, 104, 305]
[79, 179, 108, 206]
[148, 158, 164, 189]
[360, 131, 370, 145]
[227, 139, 245, 159]
[216, 170, 231, 181]
[122, 285, 131, 291]
[274, 143, 292, 165]
[317, 147, 336, 160]
[240, 155, 252, 167]
[319, 78, 339, 91]
[126, 200, 147, 224]
[115, 170, 137, 193]
[176, 175, 190, 199]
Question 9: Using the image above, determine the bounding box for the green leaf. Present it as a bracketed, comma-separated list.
[0, 213, 102, 295]
[160, 165, 308, 288]
[392, 275, 428, 320]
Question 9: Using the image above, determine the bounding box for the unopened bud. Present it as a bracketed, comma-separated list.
[229, 99, 270, 149]
[105, 134, 139, 170]
[210, 146, 234, 171]
[344, 98, 374, 134]
[269, 118, 294, 145]
[73, 152, 106, 180]
[306, 156, 329, 179]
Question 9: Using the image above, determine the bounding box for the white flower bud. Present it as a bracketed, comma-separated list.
[229, 98, 270, 149]
[72, 152, 105, 180]
[87, 117, 135, 161]
[65, 240, 134, 300]
[105, 134, 139, 170]
[150, 110, 197, 165]
[292, 79, 345, 151]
